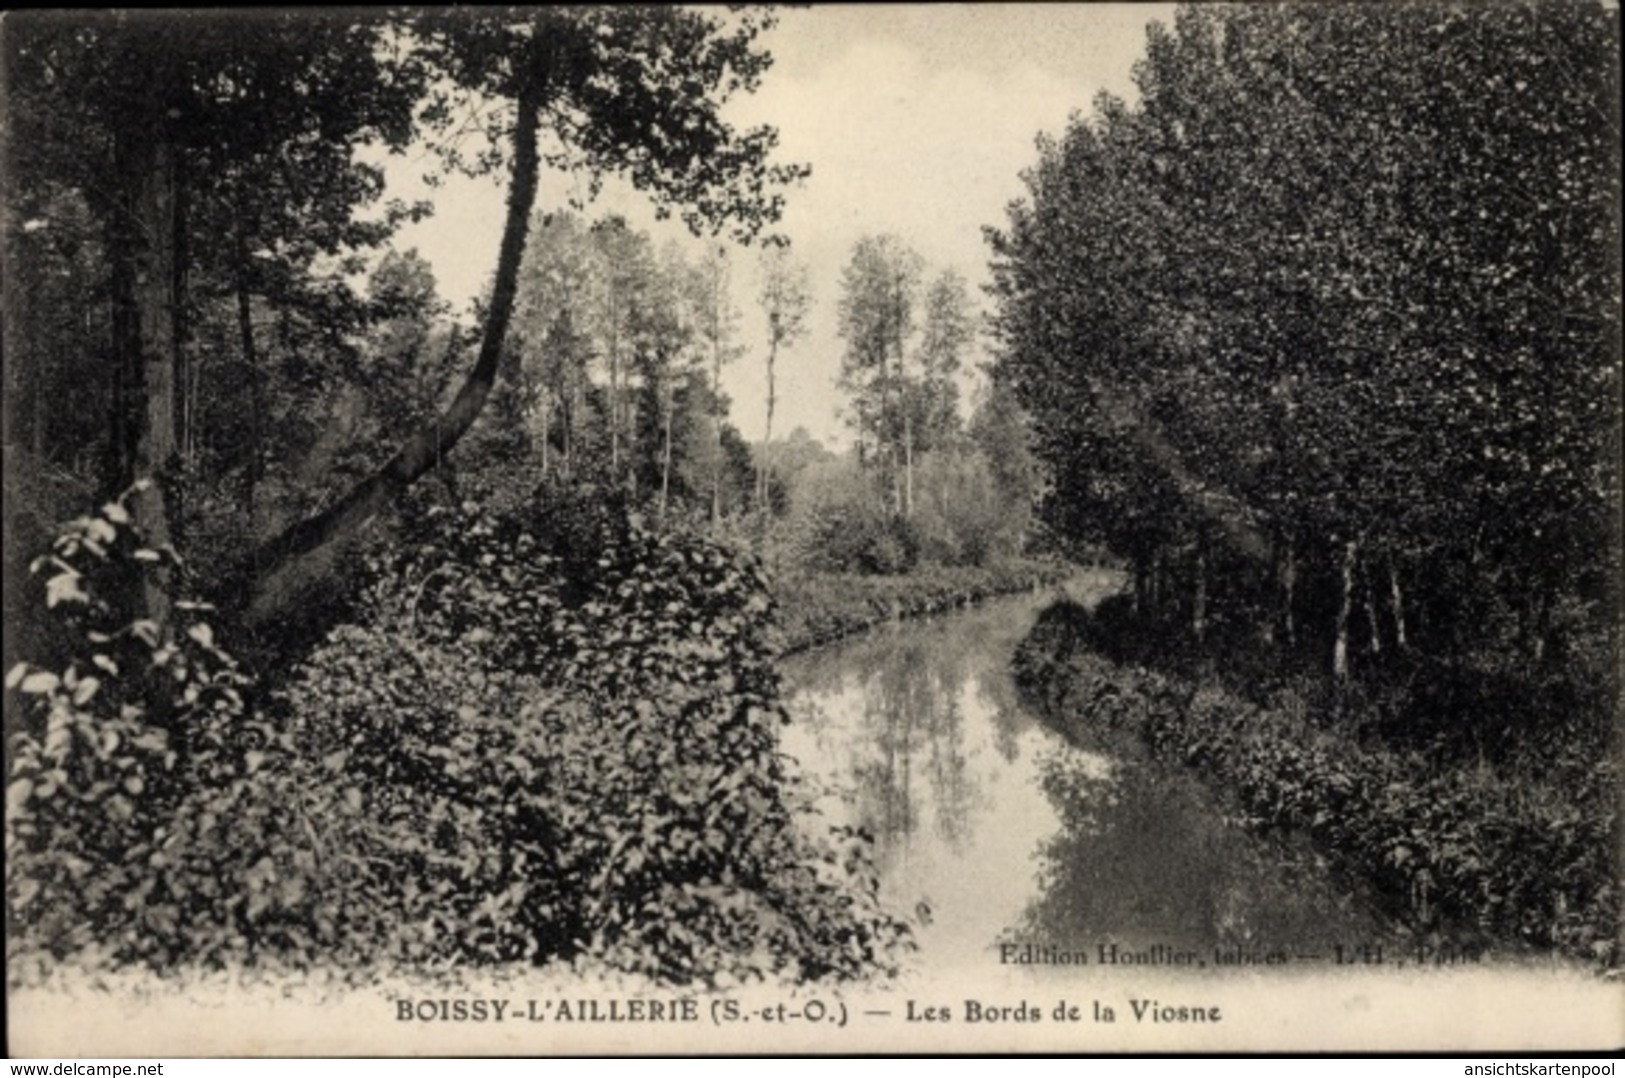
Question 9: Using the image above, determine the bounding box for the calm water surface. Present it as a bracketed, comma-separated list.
[779, 573, 1404, 981]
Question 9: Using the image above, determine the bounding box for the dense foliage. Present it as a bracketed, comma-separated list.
[496, 212, 759, 526]
[988, 2, 1620, 684]
[836, 235, 978, 523]
[756, 232, 1045, 580]
[6, 489, 253, 970]
[756, 423, 1043, 579]
[4, 9, 1066, 989]
[2, 7, 808, 637]
[6, 492, 912, 985]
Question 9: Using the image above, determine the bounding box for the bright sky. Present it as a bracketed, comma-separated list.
[382, 4, 1175, 448]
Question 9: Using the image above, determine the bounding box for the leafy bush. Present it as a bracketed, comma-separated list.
[782, 450, 1031, 574]
[291, 496, 914, 982]
[776, 459, 915, 575]
[6, 490, 913, 986]
[804, 504, 917, 575]
[5, 487, 258, 971]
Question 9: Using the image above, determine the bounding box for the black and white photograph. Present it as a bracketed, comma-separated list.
[3, 3, 1622, 1056]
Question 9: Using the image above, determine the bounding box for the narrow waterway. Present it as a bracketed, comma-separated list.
[780, 572, 1405, 982]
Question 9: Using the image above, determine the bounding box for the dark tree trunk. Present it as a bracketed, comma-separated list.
[171, 143, 192, 545]
[1363, 553, 1382, 658]
[108, 81, 181, 627]
[1282, 539, 1298, 647]
[1259, 537, 1278, 644]
[1192, 543, 1208, 643]
[757, 334, 778, 512]
[539, 385, 551, 479]
[711, 338, 723, 526]
[660, 373, 675, 527]
[234, 239, 264, 536]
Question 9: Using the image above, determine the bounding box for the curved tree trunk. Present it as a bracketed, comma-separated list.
[243, 80, 545, 626]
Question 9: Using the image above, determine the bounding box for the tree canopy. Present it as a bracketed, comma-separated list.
[988, 1, 1620, 675]
[3, 7, 810, 631]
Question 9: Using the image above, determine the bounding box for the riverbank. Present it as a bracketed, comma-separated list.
[1011, 599, 1621, 969]
[772, 557, 1074, 655]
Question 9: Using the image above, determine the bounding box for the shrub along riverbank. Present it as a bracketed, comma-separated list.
[5, 493, 913, 988]
[771, 558, 1073, 655]
[1012, 599, 1621, 968]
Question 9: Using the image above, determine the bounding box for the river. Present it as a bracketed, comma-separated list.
[9, 574, 1614, 1057]
[779, 571, 1411, 983]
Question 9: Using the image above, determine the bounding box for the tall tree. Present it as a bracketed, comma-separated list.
[511, 211, 603, 481]
[361, 251, 452, 432]
[837, 234, 923, 515]
[989, 1, 1620, 678]
[913, 268, 974, 453]
[588, 216, 657, 489]
[690, 245, 744, 525]
[631, 242, 702, 524]
[965, 371, 1044, 555]
[753, 245, 811, 508]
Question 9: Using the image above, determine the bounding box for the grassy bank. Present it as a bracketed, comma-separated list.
[772, 557, 1073, 655]
[1012, 599, 1621, 968]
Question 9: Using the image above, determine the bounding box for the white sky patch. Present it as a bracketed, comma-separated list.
[376, 4, 1173, 448]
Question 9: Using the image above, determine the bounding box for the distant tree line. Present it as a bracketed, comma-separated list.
[494, 212, 759, 527]
[787, 233, 1047, 575]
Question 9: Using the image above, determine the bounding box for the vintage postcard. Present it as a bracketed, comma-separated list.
[4, 4, 1622, 1056]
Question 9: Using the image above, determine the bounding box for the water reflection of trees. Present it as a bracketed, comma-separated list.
[782, 595, 1049, 868]
[1017, 746, 1401, 956]
[782, 581, 1407, 962]
[976, 665, 1028, 764]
